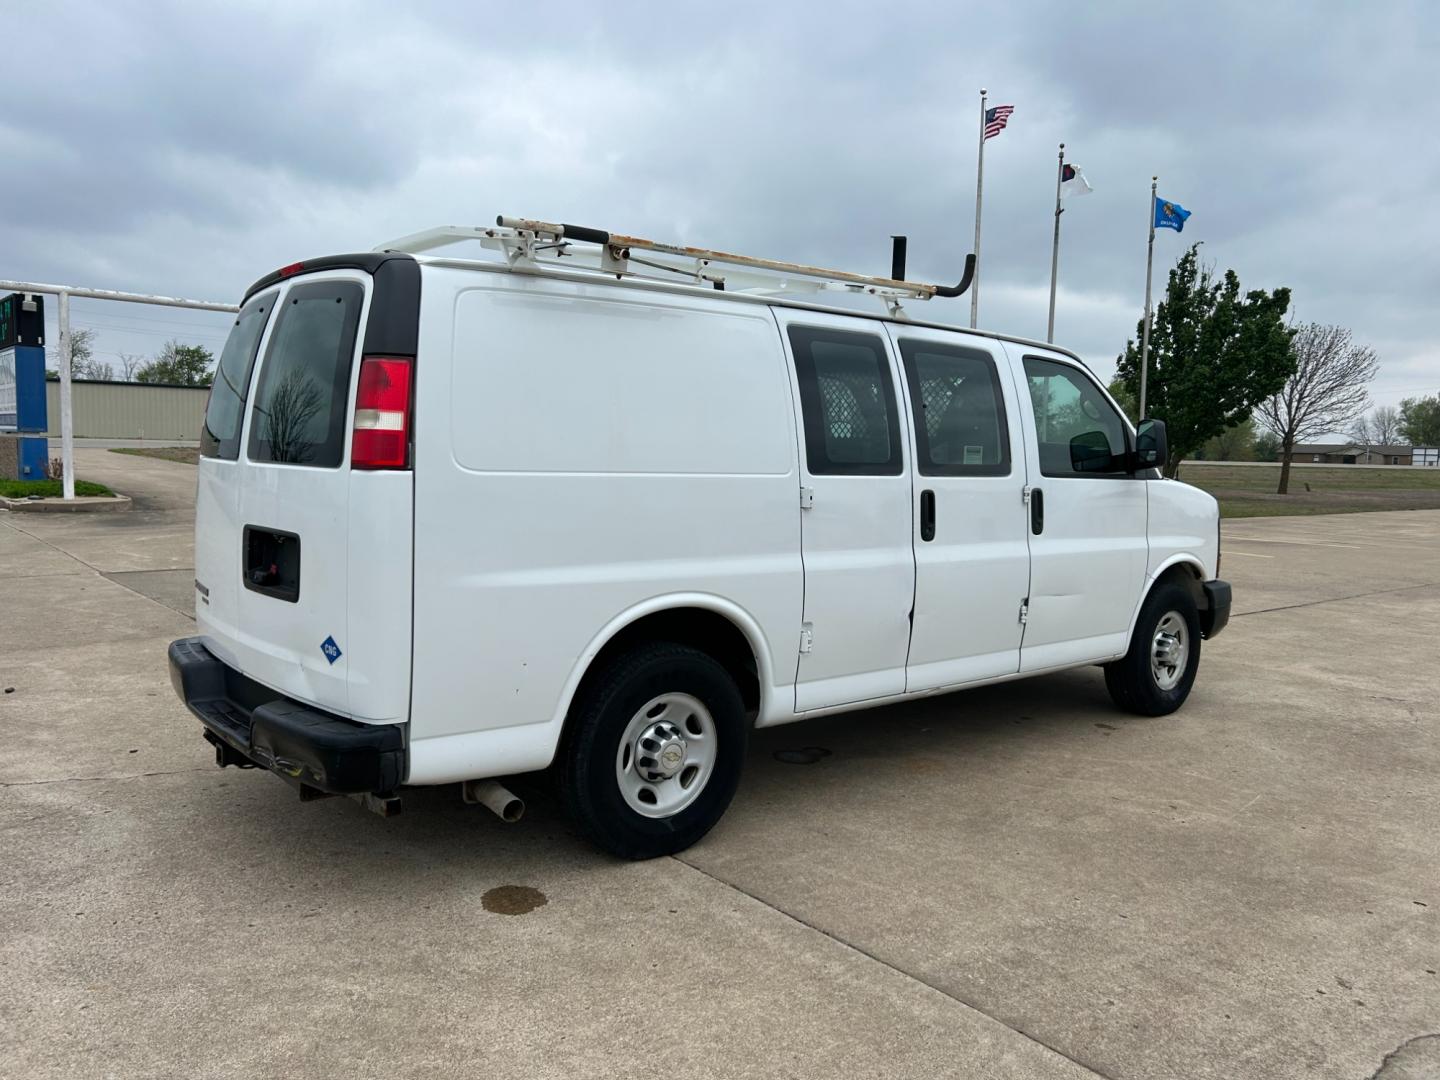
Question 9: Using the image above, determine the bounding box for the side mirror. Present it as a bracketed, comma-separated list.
[1135, 418, 1168, 471]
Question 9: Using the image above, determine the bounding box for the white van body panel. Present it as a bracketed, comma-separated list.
[407, 269, 803, 766]
[770, 308, 914, 712]
[884, 323, 1032, 693]
[1144, 479, 1219, 583]
[1006, 343, 1150, 671]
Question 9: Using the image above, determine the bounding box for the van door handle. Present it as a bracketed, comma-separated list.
[1030, 487, 1044, 535]
[920, 489, 936, 542]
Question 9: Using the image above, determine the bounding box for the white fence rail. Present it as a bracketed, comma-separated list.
[0, 278, 237, 498]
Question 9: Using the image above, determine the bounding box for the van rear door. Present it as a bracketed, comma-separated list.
[194, 258, 418, 725]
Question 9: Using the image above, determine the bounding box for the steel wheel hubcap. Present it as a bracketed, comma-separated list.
[1150, 611, 1189, 691]
[616, 693, 717, 819]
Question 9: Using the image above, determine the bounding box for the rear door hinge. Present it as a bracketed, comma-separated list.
[799, 486, 815, 509]
[799, 623, 814, 654]
[1018, 600, 1029, 625]
[1021, 485, 1033, 505]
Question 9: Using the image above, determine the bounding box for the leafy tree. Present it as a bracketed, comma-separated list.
[1114, 245, 1294, 477]
[1399, 393, 1440, 446]
[135, 340, 215, 386]
[1255, 323, 1378, 493]
[1200, 416, 1257, 461]
[1107, 378, 1138, 423]
[1252, 432, 1280, 462]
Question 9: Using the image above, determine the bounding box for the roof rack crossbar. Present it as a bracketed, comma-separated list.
[376, 218, 974, 309]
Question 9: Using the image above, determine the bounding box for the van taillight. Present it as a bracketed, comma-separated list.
[351, 356, 412, 469]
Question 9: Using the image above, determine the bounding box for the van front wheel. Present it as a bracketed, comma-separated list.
[1104, 582, 1202, 716]
[560, 643, 746, 859]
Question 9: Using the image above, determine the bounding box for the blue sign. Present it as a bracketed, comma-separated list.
[320, 636, 343, 665]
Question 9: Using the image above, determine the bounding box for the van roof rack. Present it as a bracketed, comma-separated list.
[376, 216, 975, 315]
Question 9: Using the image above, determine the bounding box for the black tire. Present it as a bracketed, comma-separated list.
[559, 642, 746, 859]
[1104, 582, 1202, 716]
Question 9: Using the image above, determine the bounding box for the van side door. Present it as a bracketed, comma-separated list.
[774, 310, 915, 712]
[1011, 350, 1148, 671]
[888, 328, 1030, 690]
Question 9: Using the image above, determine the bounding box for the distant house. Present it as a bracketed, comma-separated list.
[1291, 443, 1413, 466]
[1415, 447, 1440, 467]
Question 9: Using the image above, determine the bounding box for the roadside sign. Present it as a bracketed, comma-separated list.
[0, 292, 45, 350]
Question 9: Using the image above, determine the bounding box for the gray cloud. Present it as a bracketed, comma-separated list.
[3, 0, 1436, 407]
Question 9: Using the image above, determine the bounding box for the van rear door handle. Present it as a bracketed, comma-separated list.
[1030, 487, 1044, 535]
[920, 489, 936, 542]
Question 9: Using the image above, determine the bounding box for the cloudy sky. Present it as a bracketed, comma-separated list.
[4, 1, 1436, 409]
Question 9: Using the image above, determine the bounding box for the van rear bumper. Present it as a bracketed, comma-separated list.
[168, 636, 405, 795]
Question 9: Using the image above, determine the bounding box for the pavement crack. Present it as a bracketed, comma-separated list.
[1, 768, 213, 788]
[671, 855, 1114, 1080]
[1367, 1032, 1440, 1079]
[1234, 581, 1440, 619]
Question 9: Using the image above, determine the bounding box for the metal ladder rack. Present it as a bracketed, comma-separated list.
[377, 216, 975, 315]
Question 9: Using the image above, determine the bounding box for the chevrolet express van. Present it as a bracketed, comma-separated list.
[169, 217, 1231, 859]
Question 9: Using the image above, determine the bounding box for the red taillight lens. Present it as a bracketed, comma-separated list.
[278, 261, 305, 278]
[351, 356, 412, 469]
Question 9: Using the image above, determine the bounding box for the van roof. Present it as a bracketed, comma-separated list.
[244, 247, 1092, 372]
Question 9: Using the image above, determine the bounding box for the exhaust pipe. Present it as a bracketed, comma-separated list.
[462, 779, 524, 823]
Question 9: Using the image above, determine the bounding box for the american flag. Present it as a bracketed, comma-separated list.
[984, 104, 1015, 140]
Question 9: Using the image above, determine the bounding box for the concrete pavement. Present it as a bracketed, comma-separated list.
[2, 452, 1437, 1079]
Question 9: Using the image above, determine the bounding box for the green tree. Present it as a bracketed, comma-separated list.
[1399, 393, 1440, 446]
[1114, 245, 1294, 478]
[1107, 377, 1138, 424]
[1200, 416, 1257, 461]
[1252, 432, 1280, 462]
[135, 340, 215, 386]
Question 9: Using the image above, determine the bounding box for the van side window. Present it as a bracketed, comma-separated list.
[898, 340, 1010, 476]
[788, 326, 902, 475]
[247, 281, 364, 468]
[1023, 356, 1129, 478]
[200, 293, 275, 461]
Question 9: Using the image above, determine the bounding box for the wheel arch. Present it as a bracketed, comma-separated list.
[1124, 556, 1207, 645]
[552, 594, 776, 740]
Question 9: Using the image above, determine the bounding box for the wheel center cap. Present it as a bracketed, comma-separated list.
[636, 721, 688, 781]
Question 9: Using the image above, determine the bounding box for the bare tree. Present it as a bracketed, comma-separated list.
[1370, 404, 1401, 445]
[118, 353, 145, 382]
[1255, 323, 1378, 494]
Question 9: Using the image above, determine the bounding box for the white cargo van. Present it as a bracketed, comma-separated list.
[170, 217, 1230, 858]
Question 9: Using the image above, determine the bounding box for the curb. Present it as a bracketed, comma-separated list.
[0, 493, 133, 513]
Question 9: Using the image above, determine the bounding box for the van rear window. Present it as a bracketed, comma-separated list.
[247, 280, 364, 467]
[200, 293, 275, 460]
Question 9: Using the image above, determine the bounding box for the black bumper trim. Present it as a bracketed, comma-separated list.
[168, 637, 405, 795]
[1201, 579, 1232, 639]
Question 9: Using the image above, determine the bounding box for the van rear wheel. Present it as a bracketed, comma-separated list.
[560, 643, 746, 859]
[1104, 582, 1201, 716]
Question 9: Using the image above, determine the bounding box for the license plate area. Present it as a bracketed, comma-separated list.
[243, 525, 301, 603]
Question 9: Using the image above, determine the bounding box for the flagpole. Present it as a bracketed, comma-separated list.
[1138, 175, 1157, 419]
[1046, 142, 1065, 343]
[970, 88, 986, 329]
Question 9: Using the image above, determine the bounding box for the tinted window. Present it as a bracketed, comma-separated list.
[200, 293, 275, 460]
[899, 340, 1010, 476]
[1024, 357, 1129, 478]
[788, 326, 901, 475]
[248, 281, 364, 467]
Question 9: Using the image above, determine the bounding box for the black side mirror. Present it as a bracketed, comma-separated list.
[1135, 418, 1168, 471]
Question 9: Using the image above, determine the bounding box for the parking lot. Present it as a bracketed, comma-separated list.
[2, 449, 1437, 1079]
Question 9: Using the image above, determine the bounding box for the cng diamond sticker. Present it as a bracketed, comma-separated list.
[320, 636, 343, 665]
